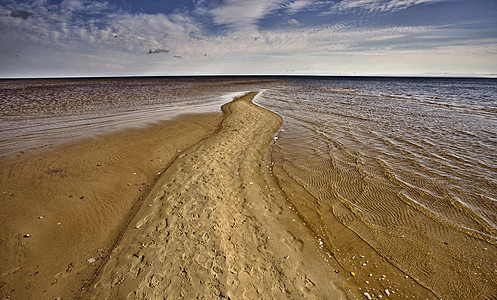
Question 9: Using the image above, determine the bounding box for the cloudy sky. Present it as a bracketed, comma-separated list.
[0, 0, 496, 77]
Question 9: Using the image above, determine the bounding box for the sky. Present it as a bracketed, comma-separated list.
[0, 0, 496, 77]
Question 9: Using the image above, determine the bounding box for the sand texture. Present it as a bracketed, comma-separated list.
[82, 92, 346, 299]
[0, 112, 223, 299]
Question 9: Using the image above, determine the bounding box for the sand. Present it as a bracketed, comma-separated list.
[83, 92, 345, 299]
[1, 93, 348, 299]
[0, 111, 223, 299]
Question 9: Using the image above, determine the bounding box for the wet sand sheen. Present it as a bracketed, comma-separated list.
[271, 121, 497, 299]
[258, 79, 497, 300]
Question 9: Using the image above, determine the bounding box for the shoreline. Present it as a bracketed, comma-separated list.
[0, 91, 441, 299]
[0, 111, 224, 299]
[81, 92, 347, 299]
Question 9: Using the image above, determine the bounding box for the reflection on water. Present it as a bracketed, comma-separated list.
[0, 77, 252, 156]
[256, 77, 497, 299]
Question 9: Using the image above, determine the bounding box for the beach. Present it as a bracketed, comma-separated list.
[0, 109, 225, 299]
[1, 92, 350, 299]
[1, 77, 496, 300]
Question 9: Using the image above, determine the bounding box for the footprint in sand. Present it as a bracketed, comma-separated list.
[281, 230, 304, 252]
[134, 216, 149, 229]
[128, 253, 146, 278]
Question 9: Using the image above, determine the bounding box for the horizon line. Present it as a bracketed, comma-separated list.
[2, 74, 496, 80]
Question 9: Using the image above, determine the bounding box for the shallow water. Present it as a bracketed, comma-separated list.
[0, 77, 254, 156]
[255, 77, 497, 299]
[1, 76, 496, 298]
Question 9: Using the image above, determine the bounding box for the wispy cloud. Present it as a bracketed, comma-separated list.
[330, 0, 455, 12]
[0, 0, 199, 54]
[286, 0, 314, 14]
[197, 0, 289, 31]
[0, 0, 494, 77]
[285, 18, 301, 26]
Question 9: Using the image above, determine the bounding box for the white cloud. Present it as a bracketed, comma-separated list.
[197, 0, 288, 31]
[286, 0, 314, 14]
[0, 0, 495, 77]
[285, 18, 300, 26]
[0, 0, 200, 55]
[60, 0, 84, 11]
[331, 0, 454, 12]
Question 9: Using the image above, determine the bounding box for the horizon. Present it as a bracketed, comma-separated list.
[1, 74, 497, 80]
[1, 0, 496, 78]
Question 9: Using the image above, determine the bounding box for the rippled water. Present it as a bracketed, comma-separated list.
[256, 77, 497, 299]
[0, 77, 257, 155]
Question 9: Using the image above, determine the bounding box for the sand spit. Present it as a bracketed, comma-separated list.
[82, 92, 346, 299]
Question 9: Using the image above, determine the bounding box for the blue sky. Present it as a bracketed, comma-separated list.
[0, 0, 496, 77]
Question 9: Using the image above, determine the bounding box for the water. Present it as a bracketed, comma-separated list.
[1, 76, 496, 298]
[0, 77, 254, 156]
[255, 77, 497, 298]
[259, 77, 497, 238]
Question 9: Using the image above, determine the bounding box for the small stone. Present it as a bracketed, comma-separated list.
[87, 257, 98, 264]
[66, 262, 74, 272]
[363, 292, 372, 300]
[350, 271, 356, 276]
[23, 234, 32, 238]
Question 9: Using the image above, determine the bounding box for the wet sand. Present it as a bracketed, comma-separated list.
[1, 93, 349, 299]
[82, 92, 346, 299]
[0, 111, 223, 299]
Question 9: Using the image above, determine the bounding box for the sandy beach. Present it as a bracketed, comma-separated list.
[83, 92, 347, 299]
[1, 92, 348, 299]
[0, 109, 223, 299]
[4, 89, 484, 299]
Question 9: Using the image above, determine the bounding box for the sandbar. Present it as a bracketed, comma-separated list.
[1, 93, 347, 299]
